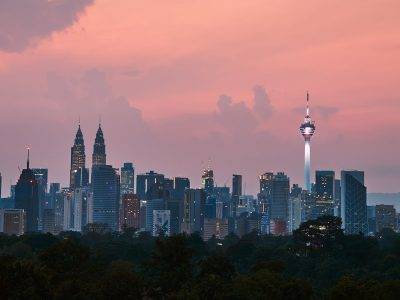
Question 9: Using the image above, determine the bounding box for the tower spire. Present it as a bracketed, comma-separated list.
[26, 146, 30, 169]
[306, 91, 310, 117]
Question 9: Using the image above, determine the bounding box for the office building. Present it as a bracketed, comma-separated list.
[15, 150, 39, 232]
[376, 204, 396, 232]
[92, 124, 106, 167]
[341, 170, 367, 235]
[70, 124, 89, 188]
[145, 198, 165, 232]
[92, 165, 120, 231]
[270, 172, 290, 235]
[73, 187, 92, 232]
[121, 163, 135, 196]
[201, 167, 214, 194]
[137, 171, 165, 200]
[0, 209, 25, 235]
[121, 193, 140, 230]
[152, 210, 170, 236]
[42, 208, 56, 234]
[181, 189, 206, 235]
[367, 205, 376, 235]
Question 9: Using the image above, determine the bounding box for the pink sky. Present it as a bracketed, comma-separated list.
[0, 0, 399, 195]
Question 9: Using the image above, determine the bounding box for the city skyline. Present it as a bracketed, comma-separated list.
[1, 1, 400, 194]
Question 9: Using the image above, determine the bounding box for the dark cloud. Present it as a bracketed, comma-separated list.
[252, 85, 274, 119]
[0, 0, 94, 52]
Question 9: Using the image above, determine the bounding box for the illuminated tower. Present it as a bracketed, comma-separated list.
[299, 92, 316, 192]
[92, 123, 106, 167]
[70, 123, 88, 188]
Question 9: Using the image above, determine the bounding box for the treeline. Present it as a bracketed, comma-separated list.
[1, 217, 400, 299]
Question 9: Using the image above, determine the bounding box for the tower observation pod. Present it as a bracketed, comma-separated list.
[299, 92, 316, 192]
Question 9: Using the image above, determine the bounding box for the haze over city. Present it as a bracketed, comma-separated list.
[1, 0, 400, 194]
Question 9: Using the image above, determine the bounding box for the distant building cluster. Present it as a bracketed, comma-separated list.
[0, 98, 397, 238]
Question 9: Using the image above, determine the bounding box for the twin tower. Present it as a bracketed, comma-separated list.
[70, 123, 106, 189]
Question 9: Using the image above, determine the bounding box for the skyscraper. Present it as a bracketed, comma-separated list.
[201, 167, 214, 194]
[121, 193, 140, 230]
[15, 149, 39, 232]
[258, 172, 273, 214]
[92, 124, 106, 167]
[341, 170, 367, 235]
[70, 124, 89, 188]
[31, 168, 48, 229]
[299, 92, 316, 192]
[270, 172, 290, 235]
[136, 171, 165, 200]
[91, 165, 120, 231]
[231, 174, 242, 217]
[181, 188, 206, 236]
[375, 204, 396, 232]
[120, 162, 135, 196]
[314, 170, 335, 217]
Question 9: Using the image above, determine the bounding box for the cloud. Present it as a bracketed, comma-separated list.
[293, 105, 339, 118]
[215, 95, 259, 135]
[0, 0, 94, 52]
[252, 85, 274, 119]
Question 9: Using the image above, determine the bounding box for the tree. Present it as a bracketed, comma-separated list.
[293, 216, 343, 252]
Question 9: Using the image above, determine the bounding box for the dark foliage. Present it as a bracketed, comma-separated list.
[0, 217, 400, 299]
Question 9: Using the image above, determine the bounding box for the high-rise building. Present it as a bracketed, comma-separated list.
[174, 177, 190, 199]
[231, 174, 242, 217]
[258, 172, 273, 215]
[121, 193, 140, 230]
[314, 171, 335, 217]
[136, 171, 165, 200]
[334, 179, 341, 217]
[121, 163, 135, 196]
[341, 170, 367, 235]
[15, 149, 39, 232]
[181, 189, 206, 236]
[92, 124, 106, 167]
[289, 184, 303, 233]
[0, 209, 25, 236]
[299, 92, 316, 192]
[270, 172, 290, 235]
[375, 204, 396, 232]
[145, 198, 165, 232]
[72, 187, 92, 232]
[91, 165, 120, 231]
[166, 198, 181, 234]
[367, 205, 376, 235]
[31, 168, 48, 230]
[49, 183, 60, 209]
[152, 210, 170, 236]
[42, 208, 56, 234]
[315, 171, 335, 199]
[201, 168, 214, 194]
[70, 124, 89, 188]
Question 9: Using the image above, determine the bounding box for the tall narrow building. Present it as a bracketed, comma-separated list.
[92, 124, 106, 167]
[70, 124, 88, 188]
[120, 162, 135, 195]
[15, 149, 39, 232]
[299, 92, 316, 192]
[341, 170, 367, 235]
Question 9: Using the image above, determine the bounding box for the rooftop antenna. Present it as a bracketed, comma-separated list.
[99, 115, 102, 127]
[306, 91, 310, 117]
